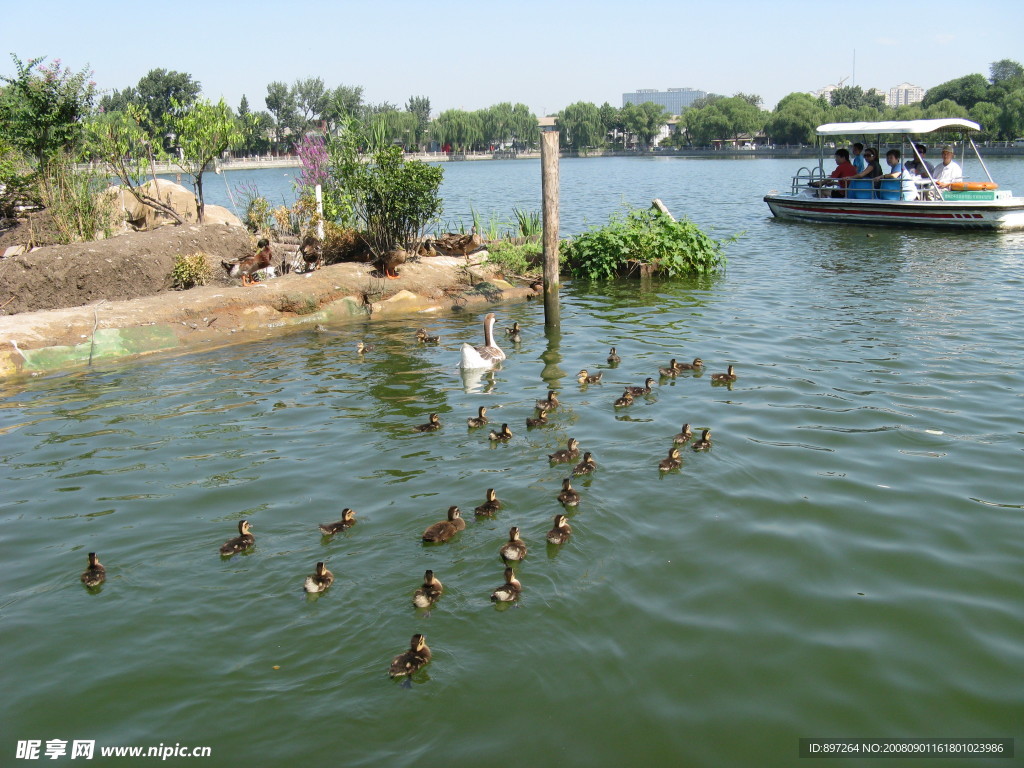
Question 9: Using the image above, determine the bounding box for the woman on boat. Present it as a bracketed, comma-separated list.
[850, 147, 883, 182]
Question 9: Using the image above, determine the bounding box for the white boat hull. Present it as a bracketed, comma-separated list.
[764, 193, 1024, 231]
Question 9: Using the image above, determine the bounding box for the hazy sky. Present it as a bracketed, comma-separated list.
[4, 0, 1021, 116]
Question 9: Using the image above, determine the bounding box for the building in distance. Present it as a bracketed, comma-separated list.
[886, 82, 925, 107]
[623, 87, 708, 115]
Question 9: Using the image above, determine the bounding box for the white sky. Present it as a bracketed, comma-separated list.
[4, 0, 1021, 116]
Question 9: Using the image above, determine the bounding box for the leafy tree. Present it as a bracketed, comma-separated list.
[98, 87, 137, 114]
[989, 59, 1024, 85]
[557, 101, 603, 152]
[323, 84, 363, 133]
[0, 54, 97, 168]
[764, 92, 825, 145]
[998, 88, 1024, 140]
[508, 103, 538, 150]
[969, 101, 1001, 139]
[923, 98, 969, 120]
[598, 102, 623, 146]
[352, 145, 443, 257]
[293, 76, 328, 135]
[134, 68, 201, 134]
[433, 109, 482, 152]
[265, 81, 297, 149]
[622, 101, 670, 150]
[734, 92, 763, 108]
[406, 95, 431, 147]
[168, 98, 249, 222]
[922, 74, 989, 110]
[830, 85, 885, 111]
[238, 94, 250, 117]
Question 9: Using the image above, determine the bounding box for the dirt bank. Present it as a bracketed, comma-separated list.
[0, 220, 537, 379]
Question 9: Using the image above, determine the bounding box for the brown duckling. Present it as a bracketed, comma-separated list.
[525, 409, 548, 427]
[673, 423, 694, 444]
[535, 390, 559, 411]
[548, 437, 581, 463]
[490, 567, 522, 602]
[467, 406, 488, 428]
[416, 328, 440, 344]
[692, 429, 713, 451]
[607, 347, 621, 364]
[557, 477, 581, 507]
[80, 552, 106, 588]
[577, 369, 603, 384]
[546, 514, 572, 545]
[422, 506, 466, 543]
[413, 570, 444, 609]
[303, 561, 334, 593]
[624, 377, 657, 396]
[658, 360, 680, 378]
[506, 321, 522, 343]
[319, 508, 357, 535]
[474, 488, 503, 517]
[499, 526, 528, 562]
[675, 357, 704, 371]
[711, 365, 737, 383]
[356, 341, 375, 355]
[389, 633, 431, 678]
[414, 413, 442, 432]
[219, 520, 255, 556]
[613, 392, 635, 408]
[488, 423, 513, 442]
[572, 452, 597, 476]
[659, 447, 682, 471]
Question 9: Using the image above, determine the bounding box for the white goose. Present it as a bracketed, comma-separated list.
[459, 312, 506, 370]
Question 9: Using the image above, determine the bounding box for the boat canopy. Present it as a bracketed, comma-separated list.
[815, 118, 981, 136]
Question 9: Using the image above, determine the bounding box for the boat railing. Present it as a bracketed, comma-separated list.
[791, 166, 824, 194]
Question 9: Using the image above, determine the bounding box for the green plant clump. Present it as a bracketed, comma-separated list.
[170, 252, 213, 289]
[561, 208, 731, 280]
[486, 240, 543, 276]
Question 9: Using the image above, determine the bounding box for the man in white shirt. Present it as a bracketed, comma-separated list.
[934, 145, 963, 189]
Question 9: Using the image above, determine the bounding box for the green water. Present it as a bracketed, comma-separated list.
[3, 159, 1024, 767]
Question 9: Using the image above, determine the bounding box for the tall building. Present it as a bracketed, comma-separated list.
[887, 83, 925, 107]
[622, 88, 708, 115]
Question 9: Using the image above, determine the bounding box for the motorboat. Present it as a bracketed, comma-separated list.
[763, 119, 1024, 230]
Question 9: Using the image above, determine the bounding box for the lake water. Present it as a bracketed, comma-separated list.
[3, 157, 1023, 767]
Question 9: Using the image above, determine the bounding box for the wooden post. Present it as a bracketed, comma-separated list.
[541, 130, 560, 329]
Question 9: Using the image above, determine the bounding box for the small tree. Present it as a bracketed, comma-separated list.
[169, 99, 248, 223]
[353, 145, 443, 257]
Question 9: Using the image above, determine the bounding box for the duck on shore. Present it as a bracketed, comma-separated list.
[222, 239, 273, 286]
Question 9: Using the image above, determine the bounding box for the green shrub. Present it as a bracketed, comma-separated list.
[512, 207, 542, 238]
[37, 155, 120, 243]
[170, 252, 213, 289]
[486, 240, 543, 276]
[561, 208, 731, 280]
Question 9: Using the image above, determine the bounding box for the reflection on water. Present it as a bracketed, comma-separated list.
[3, 158, 1023, 766]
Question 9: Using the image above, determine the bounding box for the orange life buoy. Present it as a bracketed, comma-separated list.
[949, 181, 998, 192]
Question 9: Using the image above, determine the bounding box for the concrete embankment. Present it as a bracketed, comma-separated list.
[0, 256, 535, 380]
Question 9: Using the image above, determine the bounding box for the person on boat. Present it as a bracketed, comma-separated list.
[850, 147, 883, 181]
[850, 143, 867, 173]
[880, 149, 918, 200]
[933, 145, 964, 189]
[815, 148, 858, 197]
[904, 144, 934, 177]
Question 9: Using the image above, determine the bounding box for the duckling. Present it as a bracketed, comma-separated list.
[422, 506, 465, 543]
[535, 390, 559, 411]
[499, 526, 528, 562]
[474, 487, 503, 517]
[490, 567, 522, 602]
[413, 570, 444, 609]
[572, 452, 597, 476]
[219, 520, 255, 556]
[711, 365, 737, 383]
[659, 447, 682, 471]
[673, 423, 694, 444]
[557, 477, 581, 507]
[658, 360, 680, 378]
[466, 406, 488, 428]
[525, 409, 548, 427]
[548, 437, 581, 463]
[624, 377, 657, 396]
[389, 633, 432, 678]
[356, 341, 375, 355]
[303, 561, 334, 593]
[318, 508, 357, 535]
[488, 423, 513, 442]
[577, 369, 603, 384]
[414, 413, 442, 432]
[692, 428, 713, 451]
[607, 347, 621, 364]
[675, 357, 704, 371]
[613, 392, 635, 408]
[80, 552, 105, 587]
[416, 328, 440, 344]
[506, 321, 522, 343]
[546, 514, 572, 545]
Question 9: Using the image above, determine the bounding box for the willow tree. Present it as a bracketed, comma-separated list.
[169, 98, 249, 223]
[557, 101, 603, 152]
[433, 109, 482, 152]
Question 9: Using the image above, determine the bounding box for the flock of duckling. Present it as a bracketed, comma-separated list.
[80, 311, 738, 682]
